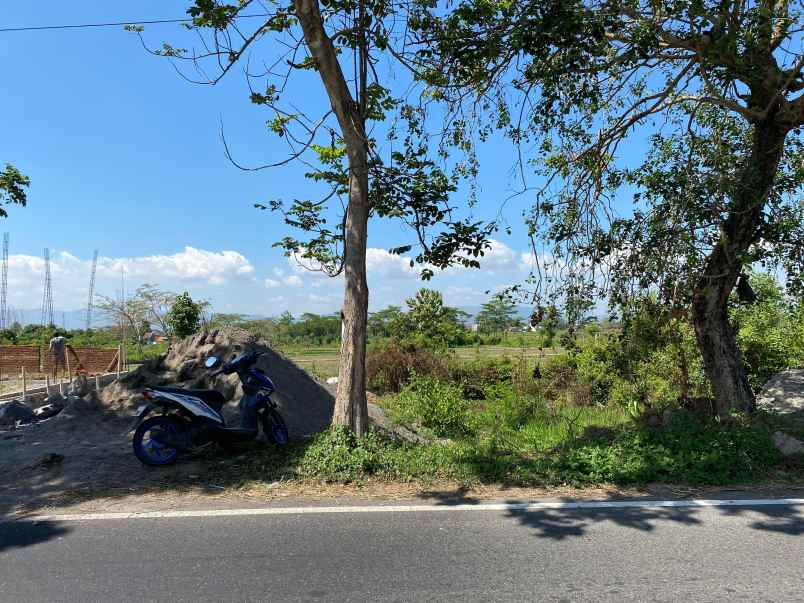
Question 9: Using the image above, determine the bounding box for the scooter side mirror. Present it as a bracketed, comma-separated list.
[204, 356, 219, 368]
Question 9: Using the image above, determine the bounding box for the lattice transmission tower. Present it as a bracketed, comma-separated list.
[0, 233, 8, 330]
[85, 250, 98, 330]
[41, 248, 54, 327]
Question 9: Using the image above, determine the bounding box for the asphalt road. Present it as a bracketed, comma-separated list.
[1, 501, 803, 602]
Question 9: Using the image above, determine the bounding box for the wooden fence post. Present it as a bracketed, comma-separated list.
[65, 351, 71, 389]
[21, 366, 27, 401]
[95, 373, 100, 391]
[116, 345, 122, 379]
[45, 374, 51, 397]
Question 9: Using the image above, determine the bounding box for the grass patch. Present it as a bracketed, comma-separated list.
[205, 409, 789, 490]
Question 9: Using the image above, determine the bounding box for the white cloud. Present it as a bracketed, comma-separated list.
[365, 248, 418, 278]
[6, 247, 257, 311]
[96, 247, 254, 284]
[285, 275, 304, 287]
[477, 239, 518, 271]
[264, 278, 281, 288]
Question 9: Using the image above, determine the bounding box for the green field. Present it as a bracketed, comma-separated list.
[286, 344, 566, 380]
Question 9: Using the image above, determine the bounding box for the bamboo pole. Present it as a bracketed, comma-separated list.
[65, 350, 71, 390]
[45, 374, 51, 397]
[95, 373, 100, 391]
[116, 344, 122, 379]
[21, 366, 27, 401]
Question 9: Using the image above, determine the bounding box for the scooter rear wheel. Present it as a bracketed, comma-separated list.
[133, 415, 182, 466]
[261, 408, 289, 445]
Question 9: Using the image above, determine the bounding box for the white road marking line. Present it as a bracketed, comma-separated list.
[7, 498, 804, 522]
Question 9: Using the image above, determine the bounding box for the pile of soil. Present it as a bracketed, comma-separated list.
[100, 327, 334, 437]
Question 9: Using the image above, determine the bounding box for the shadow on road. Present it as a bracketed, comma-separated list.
[0, 521, 70, 553]
[417, 487, 804, 540]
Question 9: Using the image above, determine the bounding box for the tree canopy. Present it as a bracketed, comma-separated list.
[411, 0, 804, 415]
[0, 164, 29, 218]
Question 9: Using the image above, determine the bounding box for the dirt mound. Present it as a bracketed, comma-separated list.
[99, 327, 334, 438]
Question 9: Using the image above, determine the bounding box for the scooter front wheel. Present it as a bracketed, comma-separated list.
[133, 415, 182, 466]
[261, 408, 289, 445]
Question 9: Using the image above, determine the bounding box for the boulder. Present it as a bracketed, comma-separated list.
[772, 431, 804, 457]
[71, 373, 90, 396]
[0, 400, 35, 426]
[56, 394, 99, 420]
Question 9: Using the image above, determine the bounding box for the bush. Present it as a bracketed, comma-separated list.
[732, 276, 804, 389]
[450, 356, 519, 398]
[545, 411, 780, 485]
[390, 373, 473, 438]
[477, 383, 544, 431]
[297, 427, 386, 481]
[366, 340, 448, 394]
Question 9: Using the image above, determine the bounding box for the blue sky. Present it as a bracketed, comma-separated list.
[1, 2, 635, 320]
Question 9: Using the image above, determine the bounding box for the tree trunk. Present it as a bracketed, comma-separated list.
[334, 161, 370, 436]
[690, 118, 788, 416]
[295, 0, 370, 435]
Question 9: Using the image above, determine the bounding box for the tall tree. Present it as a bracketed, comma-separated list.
[413, 0, 804, 415]
[400, 288, 469, 345]
[134, 1, 494, 434]
[476, 296, 520, 336]
[167, 292, 203, 339]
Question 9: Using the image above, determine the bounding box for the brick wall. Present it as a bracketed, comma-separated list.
[70, 346, 119, 373]
[2, 345, 119, 375]
[0, 346, 40, 374]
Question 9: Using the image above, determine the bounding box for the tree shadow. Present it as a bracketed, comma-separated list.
[503, 501, 704, 540]
[716, 504, 804, 536]
[414, 487, 804, 541]
[0, 520, 70, 553]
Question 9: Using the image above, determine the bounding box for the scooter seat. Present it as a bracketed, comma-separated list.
[150, 387, 226, 412]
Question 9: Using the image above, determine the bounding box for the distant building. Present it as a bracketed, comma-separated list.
[143, 330, 168, 344]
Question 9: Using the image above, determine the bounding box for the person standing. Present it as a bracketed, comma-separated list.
[48, 332, 67, 380]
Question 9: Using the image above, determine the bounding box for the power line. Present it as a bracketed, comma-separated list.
[0, 14, 269, 33]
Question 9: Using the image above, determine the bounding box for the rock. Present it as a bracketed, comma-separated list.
[758, 369, 804, 414]
[33, 404, 64, 420]
[177, 359, 197, 381]
[71, 373, 90, 396]
[326, 377, 339, 385]
[56, 395, 99, 420]
[0, 400, 35, 426]
[772, 431, 804, 457]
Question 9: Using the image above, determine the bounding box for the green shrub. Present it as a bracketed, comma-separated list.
[391, 373, 473, 438]
[297, 427, 386, 481]
[477, 383, 544, 431]
[545, 411, 780, 485]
